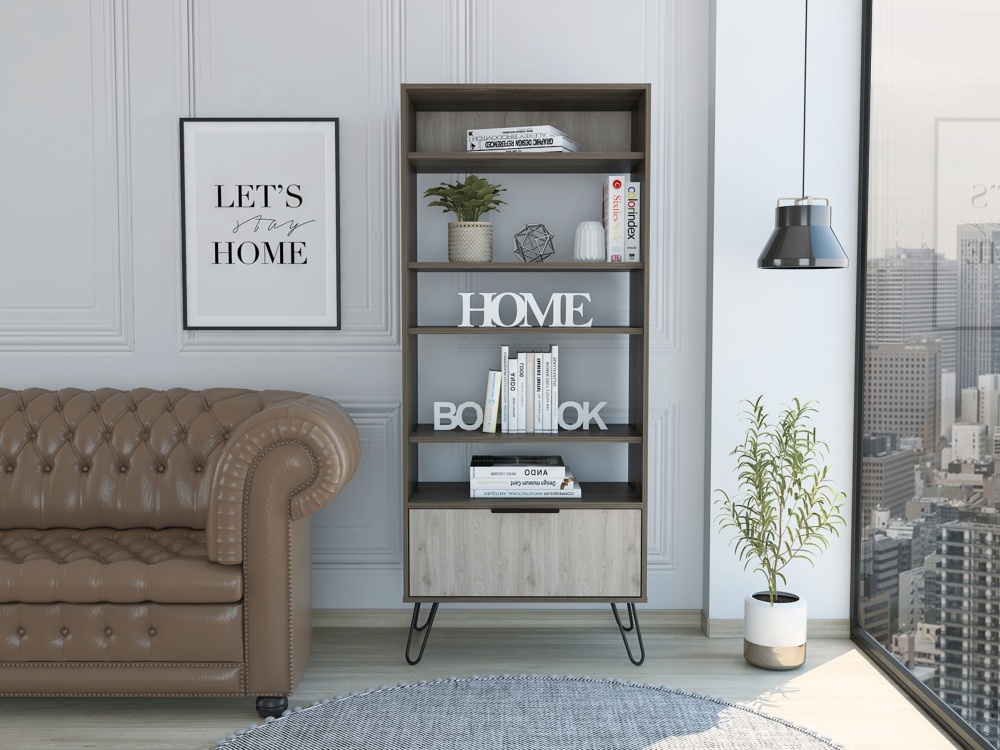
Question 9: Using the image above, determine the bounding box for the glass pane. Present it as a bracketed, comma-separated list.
[860, 2, 1000, 746]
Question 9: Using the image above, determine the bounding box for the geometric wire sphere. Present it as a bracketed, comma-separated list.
[514, 223, 555, 262]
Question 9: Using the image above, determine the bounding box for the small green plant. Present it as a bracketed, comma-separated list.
[714, 396, 847, 606]
[423, 174, 506, 222]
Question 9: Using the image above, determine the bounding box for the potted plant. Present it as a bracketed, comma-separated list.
[714, 396, 846, 670]
[424, 174, 506, 262]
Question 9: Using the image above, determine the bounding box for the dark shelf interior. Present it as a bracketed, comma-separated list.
[408, 481, 641, 505]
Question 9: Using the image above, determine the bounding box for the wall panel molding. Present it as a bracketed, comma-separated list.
[311, 398, 402, 565]
[0, 0, 134, 352]
[646, 0, 680, 350]
[647, 402, 679, 569]
[180, 0, 400, 353]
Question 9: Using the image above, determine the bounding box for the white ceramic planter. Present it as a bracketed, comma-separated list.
[448, 221, 493, 262]
[573, 220, 605, 261]
[743, 591, 807, 670]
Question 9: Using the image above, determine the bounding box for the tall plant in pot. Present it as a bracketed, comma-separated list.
[714, 396, 846, 670]
[424, 174, 506, 262]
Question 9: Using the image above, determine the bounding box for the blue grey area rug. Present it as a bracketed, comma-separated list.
[211, 675, 846, 749]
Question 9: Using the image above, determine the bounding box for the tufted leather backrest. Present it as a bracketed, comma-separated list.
[0, 388, 308, 530]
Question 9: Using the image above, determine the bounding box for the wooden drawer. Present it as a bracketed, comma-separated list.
[408, 507, 642, 599]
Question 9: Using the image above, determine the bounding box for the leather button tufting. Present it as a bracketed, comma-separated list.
[43, 466, 51, 473]
[6, 466, 12, 473]
[223, 433, 230, 440]
[157, 465, 165, 473]
[120, 465, 128, 473]
[16, 628, 24, 637]
[81, 465, 89, 473]
[195, 466, 203, 472]
[60, 628, 69, 636]
[29, 432, 36, 439]
[148, 628, 157, 637]
[105, 628, 113, 636]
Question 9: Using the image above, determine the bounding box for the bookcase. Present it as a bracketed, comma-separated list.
[400, 84, 650, 665]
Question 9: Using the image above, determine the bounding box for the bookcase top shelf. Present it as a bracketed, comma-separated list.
[402, 84, 650, 111]
[407, 152, 644, 174]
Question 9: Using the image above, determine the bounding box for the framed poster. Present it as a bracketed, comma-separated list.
[180, 118, 340, 329]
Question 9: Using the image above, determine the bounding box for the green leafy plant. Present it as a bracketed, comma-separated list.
[423, 174, 507, 222]
[714, 396, 847, 605]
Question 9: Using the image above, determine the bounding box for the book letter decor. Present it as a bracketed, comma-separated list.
[458, 292, 593, 327]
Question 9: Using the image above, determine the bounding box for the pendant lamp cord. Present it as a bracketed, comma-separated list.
[801, 0, 808, 198]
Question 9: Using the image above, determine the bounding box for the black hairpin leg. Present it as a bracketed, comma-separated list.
[405, 601, 439, 665]
[611, 602, 645, 666]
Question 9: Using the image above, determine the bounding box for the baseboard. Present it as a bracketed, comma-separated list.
[313, 608, 703, 630]
[700, 612, 849, 639]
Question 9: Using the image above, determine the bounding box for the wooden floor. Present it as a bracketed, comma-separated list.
[1, 623, 960, 750]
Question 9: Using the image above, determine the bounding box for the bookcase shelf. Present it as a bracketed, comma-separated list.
[400, 83, 650, 663]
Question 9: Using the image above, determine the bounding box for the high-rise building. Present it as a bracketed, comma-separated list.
[863, 339, 942, 453]
[861, 444, 917, 522]
[951, 422, 989, 462]
[937, 517, 1000, 743]
[956, 226, 1000, 393]
[866, 247, 956, 371]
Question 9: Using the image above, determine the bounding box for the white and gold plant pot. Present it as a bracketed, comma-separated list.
[448, 221, 493, 262]
[743, 591, 807, 670]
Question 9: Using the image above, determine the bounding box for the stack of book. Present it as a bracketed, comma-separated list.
[482, 344, 559, 434]
[467, 125, 580, 153]
[602, 175, 641, 262]
[469, 455, 581, 499]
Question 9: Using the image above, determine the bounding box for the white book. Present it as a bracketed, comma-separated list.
[469, 454, 567, 479]
[467, 124, 572, 139]
[507, 348, 518, 435]
[542, 350, 552, 433]
[516, 353, 527, 433]
[533, 352, 544, 433]
[482, 369, 502, 433]
[550, 345, 559, 433]
[500, 345, 509, 433]
[469, 477, 582, 499]
[468, 135, 580, 153]
[602, 175, 625, 262]
[525, 352, 536, 434]
[624, 182, 640, 262]
[469, 472, 575, 490]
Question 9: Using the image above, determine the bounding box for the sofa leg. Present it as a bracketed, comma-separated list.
[256, 696, 289, 719]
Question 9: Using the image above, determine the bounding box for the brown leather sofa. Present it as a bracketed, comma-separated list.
[0, 387, 361, 717]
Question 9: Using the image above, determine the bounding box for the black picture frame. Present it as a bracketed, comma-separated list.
[179, 117, 341, 330]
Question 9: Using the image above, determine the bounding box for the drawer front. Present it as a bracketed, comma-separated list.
[408, 508, 642, 598]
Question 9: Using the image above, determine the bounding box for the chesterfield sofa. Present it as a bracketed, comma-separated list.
[0, 387, 361, 717]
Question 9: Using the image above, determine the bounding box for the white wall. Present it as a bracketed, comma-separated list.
[707, 0, 861, 621]
[0, 0, 712, 611]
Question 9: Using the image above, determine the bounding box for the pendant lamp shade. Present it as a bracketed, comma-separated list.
[760, 0, 849, 270]
[757, 198, 848, 269]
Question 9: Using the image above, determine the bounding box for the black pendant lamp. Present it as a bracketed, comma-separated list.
[757, 0, 849, 270]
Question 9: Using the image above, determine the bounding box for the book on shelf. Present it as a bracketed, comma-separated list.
[469, 468, 577, 490]
[524, 352, 535, 433]
[602, 175, 625, 262]
[542, 350, 552, 433]
[532, 351, 544, 433]
[468, 124, 573, 139]
[549, 345, 559, 433]
[469, 478, 582, 499]
[624, 182, 640, 262]
[516, 352, 528, 433]
[482, 369, 502, 433]
[500, 345, 510, 432]
[506, 348, 518, 435]
[467, 135, 580, 153]
[469, 454, 568, 479]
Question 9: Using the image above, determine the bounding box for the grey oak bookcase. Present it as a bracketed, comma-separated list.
[400, 83, 650, 665]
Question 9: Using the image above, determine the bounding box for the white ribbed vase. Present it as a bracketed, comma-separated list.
[448, 221, 493, 262]
[743, 591, 807, 670]
[573, 220, 605, 261]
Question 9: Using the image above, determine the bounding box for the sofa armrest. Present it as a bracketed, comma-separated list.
[206, 395, 361, 564]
